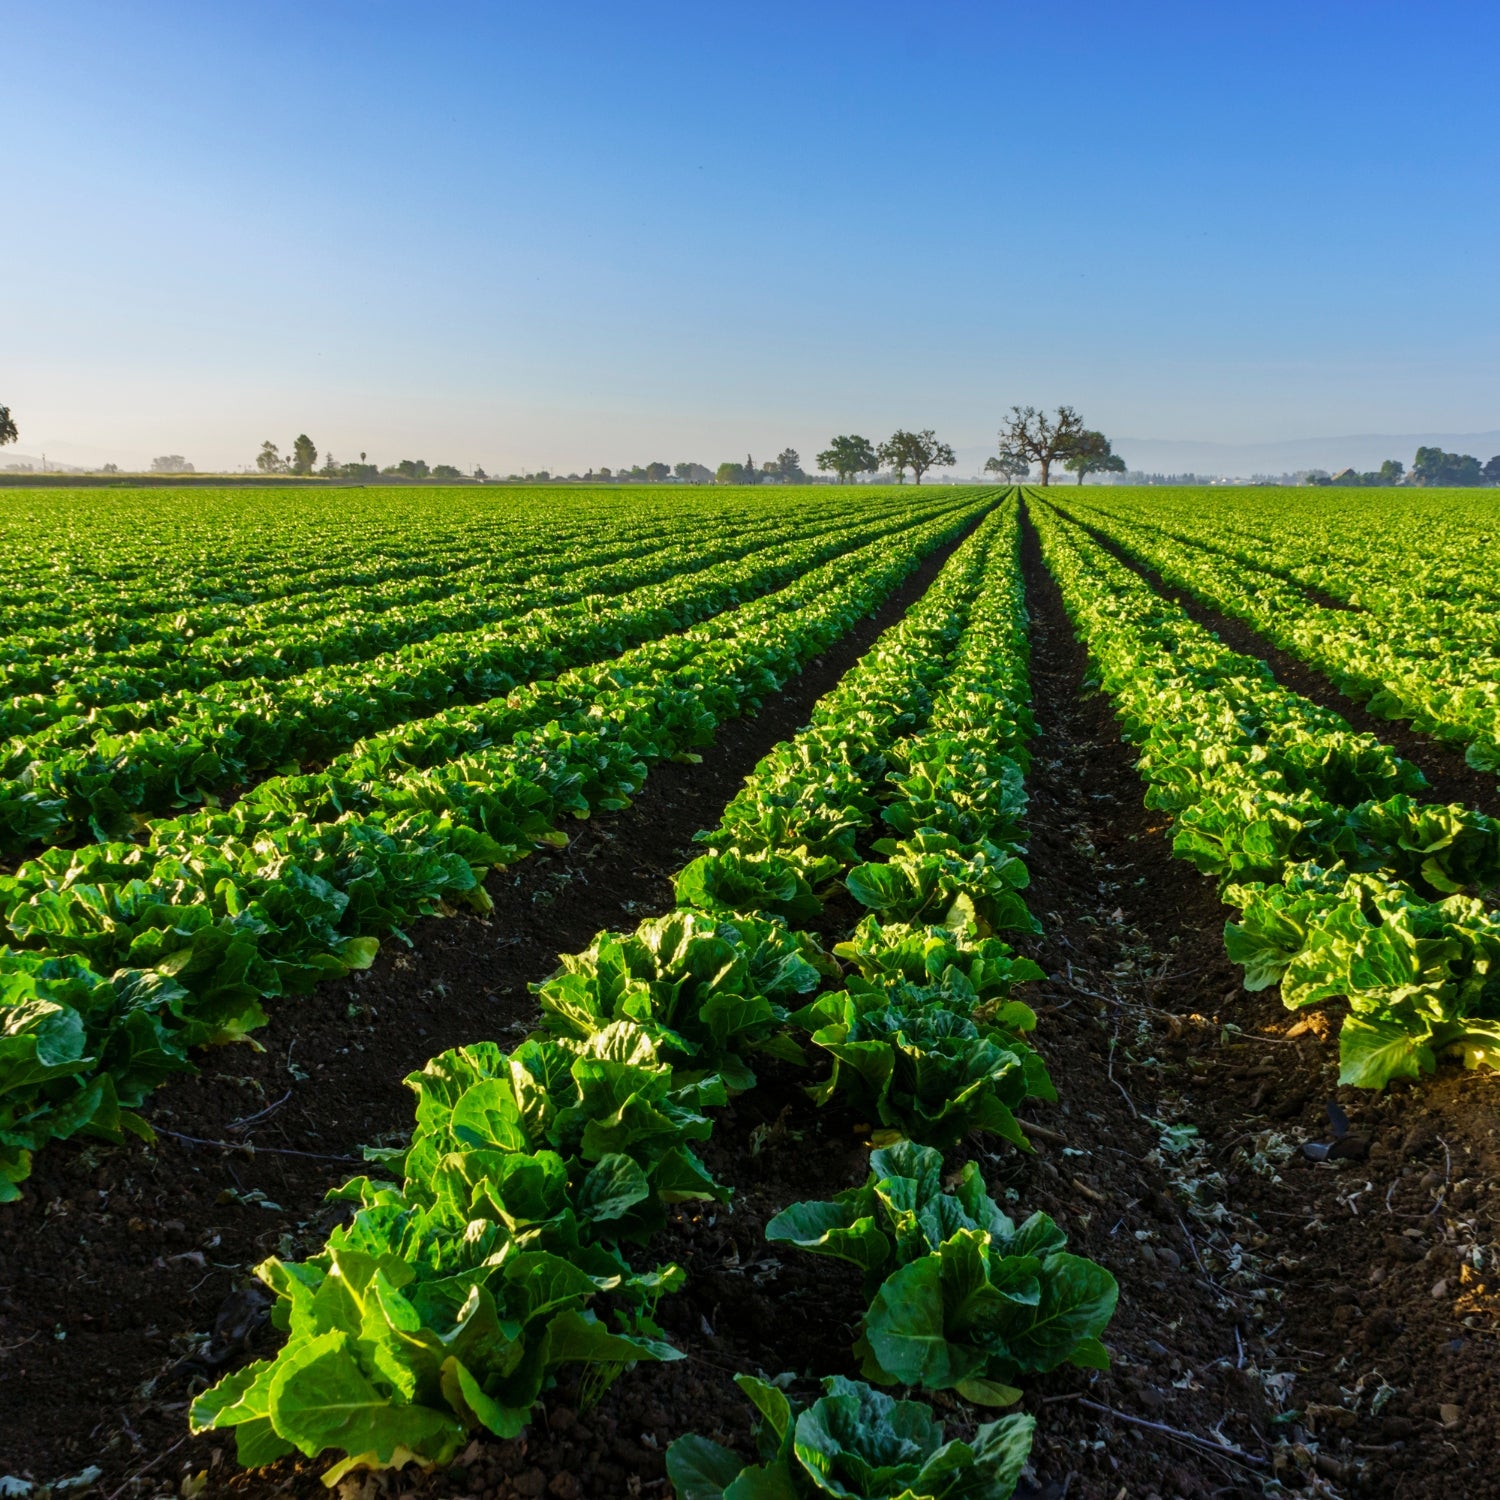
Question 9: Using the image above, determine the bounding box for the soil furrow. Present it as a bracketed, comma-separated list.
[1011, 506, 1280, 1498]
[13, 503, 1498, 1500]
[0, 531, 972, 1494]
[1052, 502, 1500, 820]
[1016, 502, 1500, 1498]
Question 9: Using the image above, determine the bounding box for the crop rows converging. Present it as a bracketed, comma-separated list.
[0, 487, 991, 1201]
[1030, 495, 1500, 1088]
[185, 495, 1117, 1497]
[6, 482, 1499, 1496]
[1060, 490, 1500, 772]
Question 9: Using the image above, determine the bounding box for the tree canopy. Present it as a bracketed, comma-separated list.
[1061, 429, 1126, 484]
[385, 458, 431, 479]
[1411, 446, 1483, 486]
[291, 434, 318, 475]
[996, 405, 1085, 486]
[877, 429, 955, 485]
[816, 434, 879, 484]
[769, 447, 805, 482]
[0, 406, 17, 448]
[983, 453, 1031, 481]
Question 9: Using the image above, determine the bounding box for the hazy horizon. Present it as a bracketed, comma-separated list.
[6, 1, 1498, 475]
[10, 428, 1500, 483]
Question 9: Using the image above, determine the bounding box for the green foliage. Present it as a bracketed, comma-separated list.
[846, 831, 1039, 937]
[667, 1373, 1035, 1500]
[1060, 429, 1125, 483]
[877, 430, 956, 486]
[817, 435, 879, 484]
[767, 1141, 1117, 1401]
[1033, 495, 1500, 1087]
[1410, 446, 1482, 487]
[791, 976, 1052, 1150]
[189, 1023, 710, 1467]
[1225, 864, 1500, 1085]
[533, 910, 828, 1088]
[191, 1244, 681, 1474]
[0, 490, 990, 1196]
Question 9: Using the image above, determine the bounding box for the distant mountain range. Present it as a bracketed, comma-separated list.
[0, 452, 93, 474]
[1108, 430, 1500, 477]
[953, 430, 1500, 479]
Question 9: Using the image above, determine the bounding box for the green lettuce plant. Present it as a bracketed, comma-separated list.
[667, 1372, 1035, 1500]
[766, 1141, 1117, 1404]
[190, 1238, 682, 1481]
[790, 984, 1052, 1151]
[880, 737, 1028, 848]
[189, 1022, 728, 1471]
[831, 917, 1045, 1026]
[1226, 863, 1500, 1085]
[846, 833, 1039, 938]
[533, 911, 832, 1089]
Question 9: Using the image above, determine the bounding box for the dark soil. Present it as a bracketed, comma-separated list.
[1054, 503, 1500, 821]
[9, 507, 1500, 1500]
[0, 535, 966, 1496]
[1005, 504, 1500, 1498]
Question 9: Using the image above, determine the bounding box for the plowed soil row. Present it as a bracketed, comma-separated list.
[9, 507, 1498, 1500]
[1016, 502, 1500, 1497]
[0, 533, 971, 1497]
[1052, 500, 1500, 821]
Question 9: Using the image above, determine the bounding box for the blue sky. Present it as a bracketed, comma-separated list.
[4, 0, 1498, 473]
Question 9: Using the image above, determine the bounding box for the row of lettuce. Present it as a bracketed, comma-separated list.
[0, 499, 948, 849]
[0, 497, 990, 1201]
[1031, 498, 1500, 1088]
[0, 499, 854, 678]
[1066, 492, 1500, 774]
[188, 499, 1119, 1499]
[1, 487, 842, 641]
[1, 496, 915, 728]
[1, 503, 647, 673]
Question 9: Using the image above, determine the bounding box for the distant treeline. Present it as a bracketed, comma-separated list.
[1120, 448, 1500, 488]
[1311, 448, 1500, 488]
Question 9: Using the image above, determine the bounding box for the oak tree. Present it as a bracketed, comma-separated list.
[983, 453, 1031, 481]
[816, 434, 879, 484]
[996, 405, 1085, 486]
[878, 429, 956, 485]
[1062, 429, 1126, 484]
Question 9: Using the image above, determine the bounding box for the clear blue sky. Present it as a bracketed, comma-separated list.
[5, 0, 1497, 473]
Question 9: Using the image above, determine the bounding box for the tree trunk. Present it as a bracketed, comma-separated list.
[1039, 458, 1050, 485]
[1077, 470, 1084, 484]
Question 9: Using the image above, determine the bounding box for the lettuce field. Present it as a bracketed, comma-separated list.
[2, 484, 1498, 1500]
